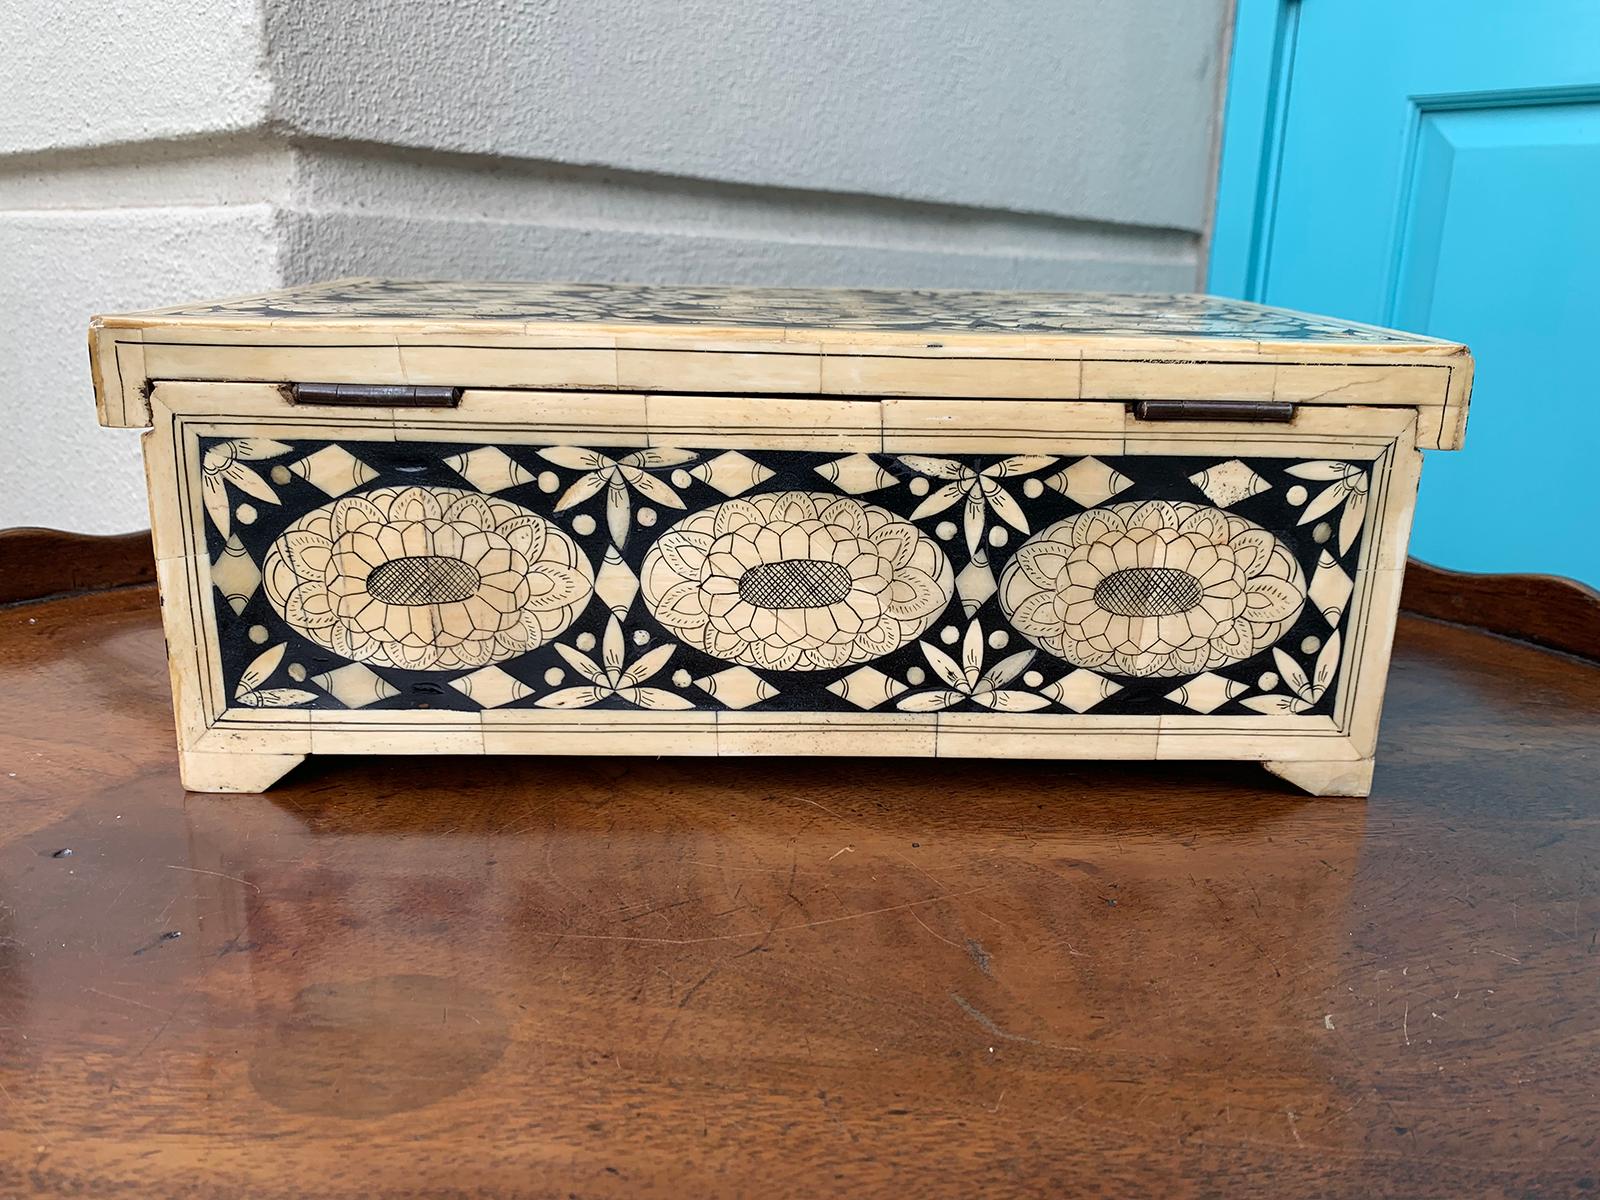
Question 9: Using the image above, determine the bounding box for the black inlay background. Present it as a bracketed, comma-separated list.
[204, 438, 1364, 719]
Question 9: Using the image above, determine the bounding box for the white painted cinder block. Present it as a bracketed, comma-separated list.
[0, 207, 281, 533]
[2, 0, 270, 154]
[264, 0, 1226, 231]
[2, 0, 1228, 532]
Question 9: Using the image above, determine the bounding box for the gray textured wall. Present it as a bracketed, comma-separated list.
[1, 0, 1229, 531]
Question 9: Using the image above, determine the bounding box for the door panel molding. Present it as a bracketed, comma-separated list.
[1387, 88, 1600, 326]
[1208, 6, 1600, 583]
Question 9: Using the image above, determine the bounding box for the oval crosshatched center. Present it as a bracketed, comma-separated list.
[738, 558, 854, 609]
[1093, 566, 1203, 617]
[366, 555, 482, 606]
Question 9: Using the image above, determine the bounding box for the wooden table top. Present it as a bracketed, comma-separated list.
[1, 585, 1596, 1198]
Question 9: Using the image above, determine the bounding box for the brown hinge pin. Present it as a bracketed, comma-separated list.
[1132, 399, 1296, 422]
[291, 382, 462, 407]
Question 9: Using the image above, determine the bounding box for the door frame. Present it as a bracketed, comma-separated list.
[1207, 0, 1300, 300]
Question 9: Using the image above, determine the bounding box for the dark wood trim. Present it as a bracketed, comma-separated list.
[3, 528, 1595, 663]
[0, 527, 155, 605]
[1402, 559, 1600, 662]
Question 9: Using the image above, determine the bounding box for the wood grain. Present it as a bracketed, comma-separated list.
[1, 585, 1597, 1197]
[1403, 558, 1600, 662]
[0, 527, 154, 604]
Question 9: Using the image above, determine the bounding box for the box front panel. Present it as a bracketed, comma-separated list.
[146, 386, 1416, 762]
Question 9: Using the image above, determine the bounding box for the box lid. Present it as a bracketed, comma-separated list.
[89, 278, 1473, 448]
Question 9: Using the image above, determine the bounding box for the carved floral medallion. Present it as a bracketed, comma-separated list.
[640, 491, 953, 671]
[999, 500, 1307, 677]
[262, 485, 593, 671]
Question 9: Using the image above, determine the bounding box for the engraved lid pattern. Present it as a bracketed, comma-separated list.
[150, 279, 1443, 343]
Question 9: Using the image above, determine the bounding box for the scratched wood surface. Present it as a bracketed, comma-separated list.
[1, 586, 1597, 1198]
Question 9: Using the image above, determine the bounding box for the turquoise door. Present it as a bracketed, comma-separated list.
[1211, 0, 1600, 584]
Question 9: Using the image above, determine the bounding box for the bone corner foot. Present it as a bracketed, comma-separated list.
[1262, 758, 1375, 798]
[178, 750, 306, 794]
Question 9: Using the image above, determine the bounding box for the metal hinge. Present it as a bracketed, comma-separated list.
[290, 382, 462, 407]
[1131, 399, 1296, 422]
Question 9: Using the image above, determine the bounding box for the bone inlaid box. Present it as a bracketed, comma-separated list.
[89, 280, 1472, 796]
